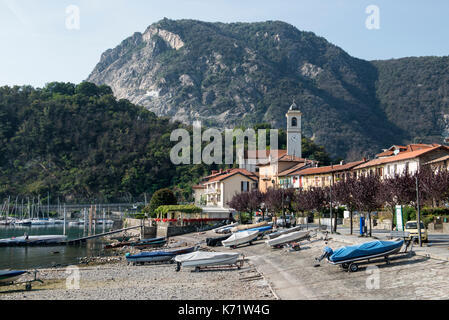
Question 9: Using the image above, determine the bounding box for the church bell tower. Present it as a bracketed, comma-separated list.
[286, 100, 302, 158]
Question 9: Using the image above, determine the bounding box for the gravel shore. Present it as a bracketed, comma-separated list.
[0, 233, 276, 300]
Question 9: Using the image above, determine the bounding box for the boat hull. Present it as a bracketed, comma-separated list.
[327, 240, 404, 264]
[222, 230, 259, 248]
[0, 235, 68, 247]
[266, 226, 303, 240]
[266, 231, 310, 247]
[126, 247, 196, 263]
[175, 252, 240, 267]
[0, 270, 27, 284]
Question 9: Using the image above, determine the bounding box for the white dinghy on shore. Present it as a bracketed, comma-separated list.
[266, 230, 311, 248]
[266, 226, 303, 240]
[222, 230, 259, 249]
[175, 251, 241, 272]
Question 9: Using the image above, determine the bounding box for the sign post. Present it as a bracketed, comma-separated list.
[395, 205, 404, 232]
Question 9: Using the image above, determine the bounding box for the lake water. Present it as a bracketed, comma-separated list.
[0, 224, 122, 270]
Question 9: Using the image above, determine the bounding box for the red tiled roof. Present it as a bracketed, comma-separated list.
[376, 150, 395, 158]
[353, 145, 449, 170]
[192, 185, 206, 190]
[425, 155, 449, 165]
[205, 168, 258, 183]
[299, 160, 367, 176]
[278, 163, 310, 177]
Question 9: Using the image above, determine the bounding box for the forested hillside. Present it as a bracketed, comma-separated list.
[0, 82, 331, 203]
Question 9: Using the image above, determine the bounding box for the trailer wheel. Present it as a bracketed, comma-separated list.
[341, 263, 349, 270]
[176, 263, 181, 272]
[25, 283, 32, 291]
[195, 266, 201, 273]
[349, 263, 359, 273]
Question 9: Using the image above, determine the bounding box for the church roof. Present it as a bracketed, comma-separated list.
[289, 101, 301, 111]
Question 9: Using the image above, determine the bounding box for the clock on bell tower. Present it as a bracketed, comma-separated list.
[286, 100, 302, 158]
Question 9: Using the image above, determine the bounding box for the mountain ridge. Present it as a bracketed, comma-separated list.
[87, 19, 449, 160]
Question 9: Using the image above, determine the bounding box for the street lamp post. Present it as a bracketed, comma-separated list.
[416, 173, 423, 247]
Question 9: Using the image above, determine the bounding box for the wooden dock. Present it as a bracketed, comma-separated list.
[66, 226, 142, 245]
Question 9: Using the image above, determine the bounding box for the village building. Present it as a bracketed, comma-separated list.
[425, 155, 449, 171]
[352, 144, 449, 178]
[280, 160, 367, 190]
[192, 168, 259, 218]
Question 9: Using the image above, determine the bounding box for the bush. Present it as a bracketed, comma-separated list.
[240, 212, 252, 224]
[422, 207, 449, 216]
[154, 205, 202, 216]
[146, 188, 178, 216]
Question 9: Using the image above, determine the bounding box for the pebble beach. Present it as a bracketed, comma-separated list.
[0, 232, 276, 301]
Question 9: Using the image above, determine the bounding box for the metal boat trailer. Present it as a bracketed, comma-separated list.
[317, 238, 416, 273]
[0, 271, 43, 291]
[270, 231, 316, 251]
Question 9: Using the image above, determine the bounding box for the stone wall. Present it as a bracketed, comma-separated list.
[156, 222, 198, 238]
[428, 222, 449, 233]
[124, 218, 156, 238]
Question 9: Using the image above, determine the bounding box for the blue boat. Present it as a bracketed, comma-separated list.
[318, 240, 404, 272]
[238, 226, 272, 234]
[126, 246, 198, 264]
[0, 270, 27, 284]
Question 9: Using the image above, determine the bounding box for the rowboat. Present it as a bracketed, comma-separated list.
[318, 239, 405, 272]
[175, 251, 241, 271]
[266, 226, 303, 240]
[266, 230, 311, 247]
[132, 237, 167, 250]
[15, 219, 32, 226]
[239, 225, 272, 234]
[222, 230, 259, 248]
[125, 246, 198, 264]
[0, 235, 68, 247]
[214, 223, 239, 234]
[0, 270, 27, 284]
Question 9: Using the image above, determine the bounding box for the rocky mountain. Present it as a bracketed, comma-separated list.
[87, 19, 449, 160]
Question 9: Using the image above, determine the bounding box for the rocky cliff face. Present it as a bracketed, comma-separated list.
[87, 19, 449, 160]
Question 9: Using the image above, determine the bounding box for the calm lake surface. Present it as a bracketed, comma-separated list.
[0, 224, 121, 270]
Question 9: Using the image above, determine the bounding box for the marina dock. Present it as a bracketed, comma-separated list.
[66, 225, 142, 245]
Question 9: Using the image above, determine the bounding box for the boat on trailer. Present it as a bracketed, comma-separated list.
[0, 270, 27, 284]
[175, 251, 241, 272]
[266, 230, 311, 248]
[0, 270, 43, 291]
[213, 222, 239, 234]
[316, 239, 406, 272]
[222, 230, 259, 249]
[125, 246, 198, 265]
[266, 226, 303, 240]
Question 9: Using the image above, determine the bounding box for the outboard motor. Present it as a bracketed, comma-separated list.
[315, 247, 334, 263]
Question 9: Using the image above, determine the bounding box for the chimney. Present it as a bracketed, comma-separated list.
[362, 157, 367, 162]
[340, 160, 345, 166]
[212, 170, 218, 175]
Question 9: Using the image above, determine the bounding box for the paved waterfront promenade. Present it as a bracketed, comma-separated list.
[177, 228, 449, 300]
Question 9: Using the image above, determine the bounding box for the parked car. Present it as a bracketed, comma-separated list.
[404, 221, 428, 243]
[276, 215, 295, 228]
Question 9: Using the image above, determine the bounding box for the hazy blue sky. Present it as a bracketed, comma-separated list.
[1, 0, 448, 87]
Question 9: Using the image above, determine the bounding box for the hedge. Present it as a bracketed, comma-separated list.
[155, 205, 203, 216]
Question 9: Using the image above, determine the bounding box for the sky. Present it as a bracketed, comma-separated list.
[1, 0, 448, 87]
